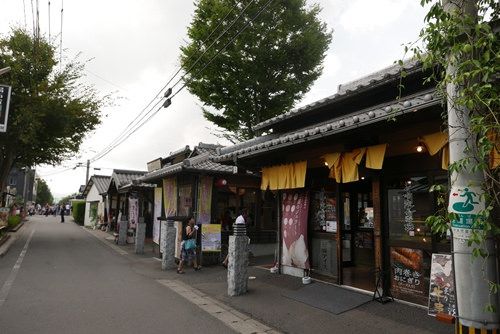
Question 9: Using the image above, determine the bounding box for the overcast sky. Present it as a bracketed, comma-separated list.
[0, 0, 428, 200]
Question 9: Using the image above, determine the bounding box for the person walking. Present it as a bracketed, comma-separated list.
[177, 218, 201, 274]
[60, 204, 65, 223]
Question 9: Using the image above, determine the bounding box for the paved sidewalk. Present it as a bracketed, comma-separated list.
[85, 225, 452, 334]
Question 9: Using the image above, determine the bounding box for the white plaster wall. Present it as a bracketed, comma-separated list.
[84, 184, 102, 227]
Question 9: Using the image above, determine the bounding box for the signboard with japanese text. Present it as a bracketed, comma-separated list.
[390, 247, 426, 302]
[449, 185, 485, 240]
[0, 85, 12, 132]
[128, 198, 139, 229]
[197, 176, 213, 224]
[201, 224, 221, 252]
[428, 254, 456, 317]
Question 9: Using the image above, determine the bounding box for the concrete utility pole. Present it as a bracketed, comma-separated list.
[444, 1, 500, 332]
[85, 159, 90, 184]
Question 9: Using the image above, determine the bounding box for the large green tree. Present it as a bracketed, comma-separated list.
[0, 29, 104, 196]
[181, 0, 332, 141]
[36, 178, 53, 205]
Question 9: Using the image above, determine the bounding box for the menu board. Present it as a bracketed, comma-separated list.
[390, 247, 426, 300]
[428, 254, 456, 317]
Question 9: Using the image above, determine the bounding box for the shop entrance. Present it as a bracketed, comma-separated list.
[340, 179, 376, 291]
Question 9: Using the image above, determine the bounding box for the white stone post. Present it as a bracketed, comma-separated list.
[227, 224, 249, 296]
[161, 220, 176, 270]
[117, 215, 128, 246]
[135, 217, 146, 254]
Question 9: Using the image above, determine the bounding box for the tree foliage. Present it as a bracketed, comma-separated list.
[36, 178, 53, 205]
[0, 29, 104, 194]
[181, 0, 332, 141]
[405, 0, 499, 236]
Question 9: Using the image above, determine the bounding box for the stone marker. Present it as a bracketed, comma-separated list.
[161, 220, 176, 270]
[227, 223, 249, 296]
[118, 215, 128, 246]
[135, 217, 146, 254]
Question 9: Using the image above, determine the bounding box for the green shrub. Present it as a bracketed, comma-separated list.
[7, 215, 21, 228]
[72, 201, 85, 225]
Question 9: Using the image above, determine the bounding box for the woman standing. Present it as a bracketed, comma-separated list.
[177, 218, 201, 274]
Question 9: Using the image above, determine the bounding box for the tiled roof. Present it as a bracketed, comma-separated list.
[214, 88, 439, 162]
[141, 151, 235, 182]
[111, 169, 147, 190]
[92, 175, 111, 195]
[254, 59, 421, 132]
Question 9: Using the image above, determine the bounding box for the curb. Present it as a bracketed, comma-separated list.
[0, 234, 16, 257]
[10, 221, 24, 232]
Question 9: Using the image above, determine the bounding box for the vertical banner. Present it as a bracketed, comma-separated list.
[153, 187, 162, 245]
[428, 254, 456, 317]
[282, 191, 310, 269]
[197, 176, 213, 224]
[163, 177, 177, 218]
[128, 198, 139, 229]
[201, 224, 221, 252]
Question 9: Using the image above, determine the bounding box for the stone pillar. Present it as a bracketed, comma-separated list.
[118, 215, 128, 246]
[135, 217, 146, 254]
[161, 220, 176, 270]
[227, 224, 249, 296]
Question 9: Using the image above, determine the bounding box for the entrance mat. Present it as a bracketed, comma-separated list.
[282, 282, 372, 315]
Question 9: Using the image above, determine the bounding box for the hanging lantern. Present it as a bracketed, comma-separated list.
[215, 178, 228, 187]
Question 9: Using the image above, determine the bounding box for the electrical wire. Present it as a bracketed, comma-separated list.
[23, 0, 27, 29]
[48, 1, 51, 40]
[88, 1, 256, 163]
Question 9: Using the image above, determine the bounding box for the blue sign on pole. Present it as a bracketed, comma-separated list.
[0, 85, 12, 133]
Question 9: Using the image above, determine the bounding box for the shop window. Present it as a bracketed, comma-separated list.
[239, 188, 257, 228]
[9, 177, 16, 186]
[310, 189, 337, 233]
[387, 176, 432, 245]
[261, 190, 277, 230]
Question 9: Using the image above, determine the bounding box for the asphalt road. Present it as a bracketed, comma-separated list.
[0, 216, 235, 334]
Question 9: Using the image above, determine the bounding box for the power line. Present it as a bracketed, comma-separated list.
[88, 1, 256, 163]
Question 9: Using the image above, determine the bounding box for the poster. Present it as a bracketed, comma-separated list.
[390, 247, 426, 298]
[163, 177, 177, 218]
[428, 254, 456, 317]
[282, 191, 310, 269]
[128, 198, 139, 229]
[0, 207, 9, 226]
[201, 224, 221, 252]
[310, 190, 336, 232]
[153, 187, 162, 245]
[197, 176, 213, 224]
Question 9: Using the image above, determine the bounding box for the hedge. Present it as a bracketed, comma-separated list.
[72, 201, 85, 225]
[7, 215, 21, 228]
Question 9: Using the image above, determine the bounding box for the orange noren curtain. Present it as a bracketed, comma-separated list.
[260, 161, 307, 190]
[422, 132, 448, 156]
[366, 144, 388, 169]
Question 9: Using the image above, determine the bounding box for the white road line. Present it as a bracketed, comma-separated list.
[0, 229, 35, 308]
[157, 279, 280, 334]
[82, 228, 128, 255]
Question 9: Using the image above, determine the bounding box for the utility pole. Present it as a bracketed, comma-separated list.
[85, 159, 90, 185]
[444, 1, 499, 332]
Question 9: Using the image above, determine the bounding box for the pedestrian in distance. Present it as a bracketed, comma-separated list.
[60, 205, 65, 223]
[177, 217, 201, 274]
